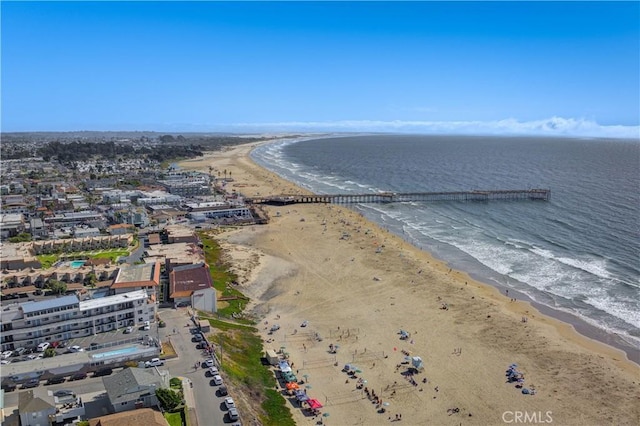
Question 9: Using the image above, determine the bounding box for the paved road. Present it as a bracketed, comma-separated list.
[159, 308, 233, 425]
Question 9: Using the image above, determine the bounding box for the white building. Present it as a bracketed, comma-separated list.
[0, 290, 154, 352]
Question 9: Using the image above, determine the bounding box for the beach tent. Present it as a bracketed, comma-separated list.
[283, 372, 298, 383]
[307, 399, 323, 410]
[295, 390, 310, 401]
[279, 360, 292, 372]
[412, 356, 424, 371]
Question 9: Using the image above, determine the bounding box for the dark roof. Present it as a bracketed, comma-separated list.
[169, 262, 213, 298]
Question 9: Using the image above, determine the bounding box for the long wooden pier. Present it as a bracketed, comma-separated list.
[245, 189, 550, 205]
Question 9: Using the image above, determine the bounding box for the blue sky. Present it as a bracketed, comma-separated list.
[2, 1, 639, 137]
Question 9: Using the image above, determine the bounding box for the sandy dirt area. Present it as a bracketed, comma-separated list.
[179, 143, 640, 426]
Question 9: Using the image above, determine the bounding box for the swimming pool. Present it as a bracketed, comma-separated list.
[70, 260, 86, 268]
[91, 346, 139, 360]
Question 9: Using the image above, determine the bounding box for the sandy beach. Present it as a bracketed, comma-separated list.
[179, 142, 640, 426]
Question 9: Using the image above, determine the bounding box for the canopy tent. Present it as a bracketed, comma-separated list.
[412, 356, 424, 371]
[286, 382, 299, 390]
[279, 360, 292, 373]
[295, 390, 309, 401]
[283, 372, 298, 383]
[307, 399, 323, 410]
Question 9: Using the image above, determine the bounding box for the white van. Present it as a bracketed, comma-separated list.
[37, 342, 50, 352]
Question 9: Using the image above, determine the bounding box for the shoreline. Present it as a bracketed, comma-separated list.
[179, 142, 640, 425]
[248, 137, 640, 365]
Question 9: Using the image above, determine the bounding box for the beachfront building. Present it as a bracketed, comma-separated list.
[184, 200, 252, 222]
[0, 289, 153, 352]
[168, 262, 215, 310]
[112, 262, 161, 300]
[102, 367, 169, 413]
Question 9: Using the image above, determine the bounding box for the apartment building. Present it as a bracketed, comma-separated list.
[0, 289, 154, 351]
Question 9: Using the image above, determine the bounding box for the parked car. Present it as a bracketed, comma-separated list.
[124, 326, 133, 334]
[204, 358, 215, 368]
[217, 385, 228, 396]
[53, 389, 75, 397]
[22, 379, 40, 389]
[196, 341, 208, 349]
[1, 383, 17, 392]
[224, 397, 236, 410]
[144, 358, 165, 368]
[208, 366, 219, 376]
[93, 368, 113, 377]
[227, 407, 239, 421]
[1, 359, 11, 365]
[143, 320, 150, 331]
[68, 345, 84, 353]
[211, 374, 223, 386]
[37, 342, 50, 352]
[46, 376, 66, 385]
[12, 347, 25, 356]
[69, 372, 87, 381]
[192, 334, 203, 342]
[1, 351, 13, 359]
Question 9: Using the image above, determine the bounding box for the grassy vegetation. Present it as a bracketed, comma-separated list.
[37, 254, 58, 269]
[198, 232, 247, 317]
[164, 411, 183, 426]
[35, 248, 131, 270]
[206, 318, 295, 426]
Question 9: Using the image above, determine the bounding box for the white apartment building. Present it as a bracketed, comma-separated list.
[0, 290, 154, 352]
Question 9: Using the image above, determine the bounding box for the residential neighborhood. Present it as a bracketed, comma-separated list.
[0, 134, 262, 426]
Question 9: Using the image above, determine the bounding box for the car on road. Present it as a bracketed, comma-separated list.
[143, 320, 150, 331]
[2, 383, 17, 392]
[227, 407, 239, 421]
[68, 345, 84, 353]
[1, 359, 11, 365]
[145, 358, 165, 368]
[94, 368, 113, 377]
[22, 378, 40, 389]
[211, 374, 223, 386]
[69, 372, 87, 381]
[46, 376, 66, 385]
[217, 385, 228, 396]
[223, 397, 236, 410]
[124, 326, 133, 334]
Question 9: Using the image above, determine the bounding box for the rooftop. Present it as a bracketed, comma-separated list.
[21, 294, 80, 314]
[79, 289, 147, 310]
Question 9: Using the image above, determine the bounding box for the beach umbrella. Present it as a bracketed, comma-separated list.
[363, 380, 367, 384]
[303, 374, 309, 380]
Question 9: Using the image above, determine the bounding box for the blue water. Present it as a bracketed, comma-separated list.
[70, 260, 86, 268]
[91, 346, 138, 359]
[251, 135, 640, 350]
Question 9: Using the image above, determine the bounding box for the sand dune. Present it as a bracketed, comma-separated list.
[180, 142, 640, 426]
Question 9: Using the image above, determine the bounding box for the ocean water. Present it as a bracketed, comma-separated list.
[250, 135, 640, 350]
